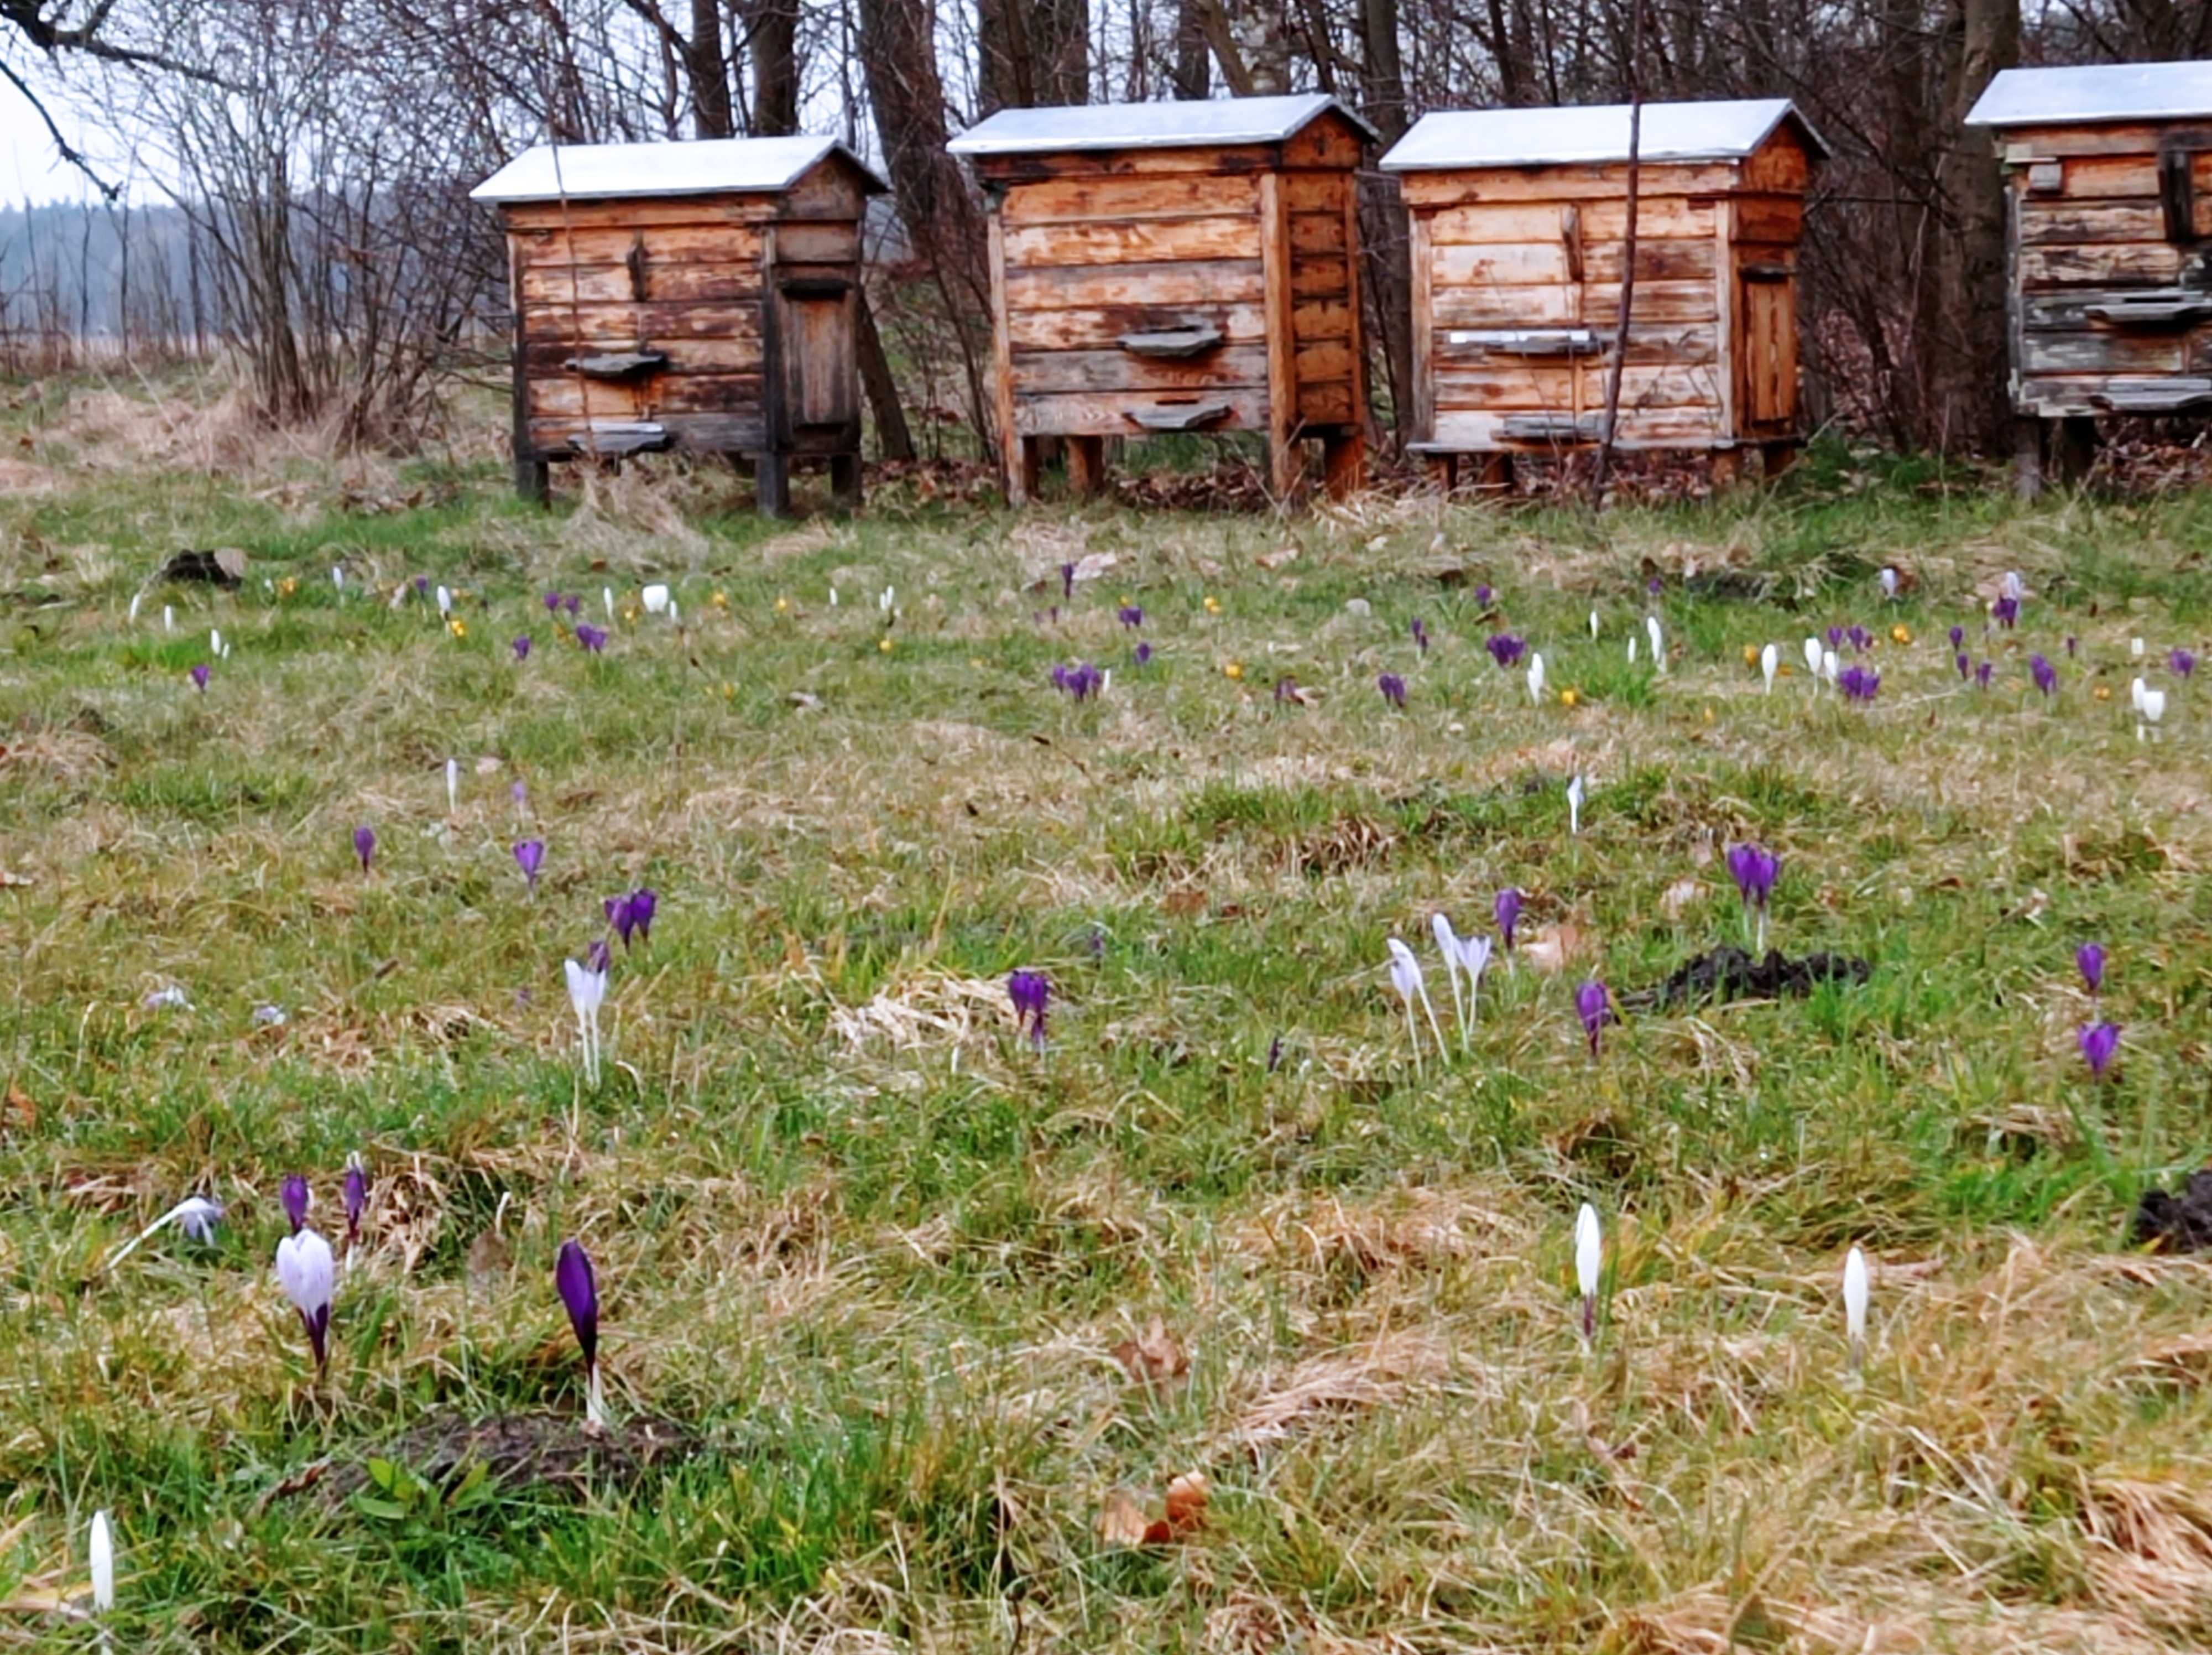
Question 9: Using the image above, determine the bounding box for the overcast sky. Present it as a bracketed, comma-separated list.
[1, 63, 162, 207]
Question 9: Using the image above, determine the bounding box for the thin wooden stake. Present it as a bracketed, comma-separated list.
[1590, 0, 1646, 497]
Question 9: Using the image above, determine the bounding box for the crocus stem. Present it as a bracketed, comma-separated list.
[1756, 907, 1767, 955]
[586, 1362, 607, 1429]
[1849, 1334, 1864, 1375]
[1418, 986, 1449, 1061]
[1462, 983, 1477, 1055]
[1404, 1002, 1422, 1081]
[1582, 1293, 1595, 1345]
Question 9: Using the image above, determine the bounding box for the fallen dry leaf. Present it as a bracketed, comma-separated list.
[1112, 1314, 1189, 1387]
[3, 1081, 36, 1133]
[1521, 923, 1582, 975]
[1660, 878, 1703, 920]
[1098, 1487, 1155, 1548]
[1162, 1471, 1208, 1537]
[1162, 889, 1207, 918]
[1255, 545, 1300, 570]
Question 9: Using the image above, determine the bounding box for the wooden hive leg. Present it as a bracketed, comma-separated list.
[757, 452, 791, 519]
[1321, 431, 1365, 499]
[1426, 455, 1458, 495]
[2013, 419, 2047, 502]
[1066, 435, 1108, 498]
[1006, 436, 1040, 507]
[1710, 448, 1745, 491]
[2054, 416, 2099, 486]
[831, 452, 863, 510]
[515, 455, 550, 505]
[1478, 452, 1515, 495]
[1760, 441, 1800, 480]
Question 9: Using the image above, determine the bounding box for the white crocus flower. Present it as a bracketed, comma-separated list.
[642, 583, 670, 615]
[100, 1195, 225, 1272]
[89, 1511, 113, 1615]
[1431, 912, 1465, 1035]
[564, 953, 608, 1085]
[445, 757, 459, 815]
[1645, 615, 1664, 673]
[1574, 1203, 1602, 1341]
[435, 584, 452, 617]
[1844, 1245, 1870, 1372]
[1452, 933, 1493, 1050]
[1567, 773, 1584, 836]
[1385, 937, 1447, 1075]
[1526, 652, 1546, 704]
[1761, 643, 1778, 693]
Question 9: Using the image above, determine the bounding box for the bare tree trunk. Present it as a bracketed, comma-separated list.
[747, 0, 801, 134]
[1171, 0, 1211, 96]
[1224, 0, 1288, 92]
[858, 288, 916, 461]
[686, 0, 733, 136]
[1358, 0, 1412, 451]
[1592, 0, 1645, 494]
[1936, 0, 2018, 452]
[979, 0, 1089, 111]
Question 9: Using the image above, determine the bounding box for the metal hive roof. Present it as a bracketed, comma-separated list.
[948, 93, 1378, 156]
[471, 135, 886, 204]
[1380, 98, 1829, 170]
[1965, 60, 2212, 128]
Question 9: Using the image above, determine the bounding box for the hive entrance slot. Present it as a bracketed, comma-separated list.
[1127, 400, 1233, 432]
[564, 351, 669, 381]
[1118, 324, 1224, 359]
[2084, 292, 2212, 329]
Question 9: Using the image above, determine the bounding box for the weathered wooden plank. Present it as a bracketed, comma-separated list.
[973, 145, 1277, 183]
[1434, 361, 1721, 412]
[1005, 259, 1266, 310]
[529, 410, 765, 454]
[2017, 372, 2212, 415]
[1715, 201, 1737, 436]
[520, 301, 763, 344]
[1009, 344, 1270, 394]
[773, 222, 859, 263]
[1001, 172, 1261, 226]
[780, 288, 855, 428]
[502, 196, 779, 231]
[1011, 386, 1269, 435]
[782, 162, 870, 221]
[1432, 236, 1715, 289]
[519, 262, 765, 304]
[529, 373, 765, 417]
[1301, 381, 1355, 424]
[2021, 330, 2185, 374]
[1283, 173, 1347, 214]
[1399, 162, 1741, 208]
[1295, 340, 1354, 384]
[2023, 289, 2212, 329]
[1340, 181, 1368, 430]
[1741, 271, 1795, 426]
[515, 224, 766, 267]
[1739, 132, 1811, 192]
[1280, 115, 1365, 169]
[2020, 200, 2170, 244]
[2019, 243, 2184, 286]
[1292, 298, 1354, 341]
[1432, 278, 1718, 327]
[1428, 404, 1722, 450]
[524, 337, 763, 375]
[1290, 260, 1350, 299]
[987, 210, 1023, 503]
[1004, 303, 1266, 351]
[2000, 123, 2178, 159]
[1288, 210, 1347, 254]
[1259, 168, 1301, 496]
[1434, 322, 1718, 366]
[1410, 211, 1434, 443]
[1427, 198, 1714, 246]
[2055, 155, 2160, 199]
[1002, 214, 1258, 268]
[1730, 195, 1803, 243]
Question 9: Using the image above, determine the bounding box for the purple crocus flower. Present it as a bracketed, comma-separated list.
[1826, 626, 1844, 650]
[1955, 652, 1971, 680]
[2031, 654, 2057, 698]
[190, 663, 211, 693]
[1060, 562, 1076, 600]
[575, 623, 607, 653]
[1495, 888, 1523, 951]
[563, 594, 582, 617]
[281, 1174, 309, 1235]
[1575, 980, 1613, 1056]
[1051, 662, 1104, 701]
[1118, 605, 1144, 629]
[1838, 665, 1881, 702]
[627, 888, 656, 943]
[2172, 647, 2197, 679]
[513, 636, 532, 662]
[1274, 676, 1299, 704]
[2079, 1021, 2120, 1079]
[1976, 660, 1995, 689]
[1007, 969, 1051, 1047]
[514, 839, 545, 893]
[1134, 642, 1153, 667]
[2065, 636, 2078, 659]
[1411, 617, 1430, 654]
[1949, 625, 1965, 649]
[343, 1162, 368, 1246]
[555, 1238, 606, 1424]
[2077, 942, 2106, 996]
[586, 937, 612, 975]
[1994, 596, 2019, 629]
[1486, 633, 1526, 669]
[1474, 584, 1494, 607]
[544, 592, 562, 615]
[1266, 1034, 1284, 1073]
[1646, 575, 1663, 597]
[1846, 625, 1871, 653]
[353, 824, 376, 872]
[1378, 672, 1407, 709]
[414, 575, 430, 596]
[1725, 844, 1780, 911]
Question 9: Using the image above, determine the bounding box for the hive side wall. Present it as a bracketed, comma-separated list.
[1995, 121, 2212, 417]
[1403, 160, 1731, 451]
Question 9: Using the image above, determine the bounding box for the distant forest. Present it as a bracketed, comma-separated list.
[0, 200, 202, 342]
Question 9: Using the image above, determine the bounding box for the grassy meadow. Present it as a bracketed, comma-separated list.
[6, 374, 2212, 1650]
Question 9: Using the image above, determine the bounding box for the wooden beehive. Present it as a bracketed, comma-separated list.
[1964, 60, 2212, 490]
[948, 94, 1378, 502]
[471, 136, 886, 516]
[1380, 99, 1826, 486]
